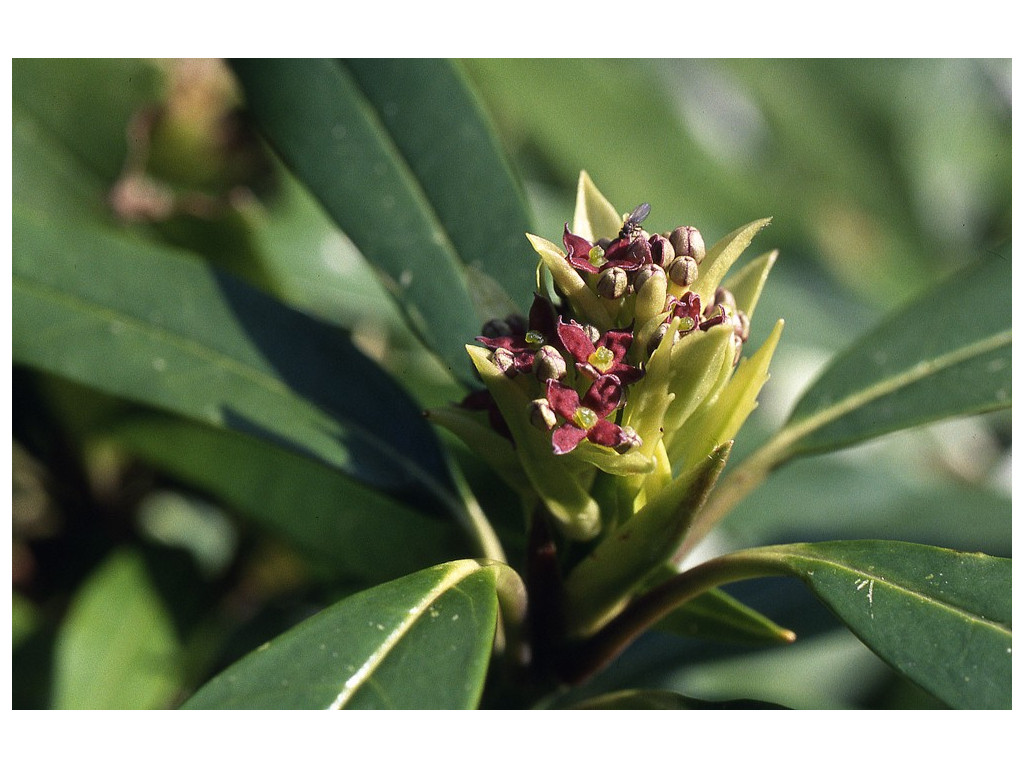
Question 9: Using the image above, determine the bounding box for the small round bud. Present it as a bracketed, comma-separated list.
[667, 256, 699, 287]
[480, 318, 512, 338]
[648, 234, 675, 266]
[491, 347, 516, 375]
[713, 287, 736, 313]
[733, 310, 750, 343]
[529, 398, 557, 431]
[615, 426, 643, 454]
[533, 345, 567, 381]
[597, 267, 629, 299]
[669, 226, 706, 265]
[633, 263, 665, 294]
[647, 322, 678, 355]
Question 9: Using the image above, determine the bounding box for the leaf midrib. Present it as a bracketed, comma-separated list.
[328, 561, 485, 709]
[773, 550, 1011, 635]
[781, 329, 1012, 449]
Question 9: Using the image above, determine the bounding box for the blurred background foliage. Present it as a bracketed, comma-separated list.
[12, 58, 1011, 709]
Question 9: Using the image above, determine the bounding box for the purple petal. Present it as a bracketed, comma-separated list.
[586, 418, 625, 448]
[563, 224, 601, 274]
[556, 318, 596, 361]
[552, 423, 588, 455]
[581, 374, 623, 418]
[546, 379, 582, 420]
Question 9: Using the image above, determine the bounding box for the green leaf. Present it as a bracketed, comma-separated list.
[110, 415, 468, 584]
[569, 689, 785, 709]
[12, 207, 458, 512]
[653, 588, 796, 646]
[712, 541, 1011, 709]
[783, 252, 1011, 456]
[13, 58, 162, 184]
[182, 560, 509, 709]
[685, 254, 1010, 555]
[53, 549, 182, 709]
[229, 59, 536, 385]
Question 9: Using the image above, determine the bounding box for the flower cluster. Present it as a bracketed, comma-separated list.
[430, 172, 782, 544]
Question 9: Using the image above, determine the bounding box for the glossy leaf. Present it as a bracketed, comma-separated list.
[687, 253, 1011, 556]
[182, 560, 509, 709]
[110, 415, 468, 584]
[782, 252, 1011, 456]
[654, 588, 796, 647]
[53, 549, 181, 709]
[229, 59, 536, 385]
[12, 207, 458, 511]
[570, 689, 785, 709]
[714, 541, 1011, 709]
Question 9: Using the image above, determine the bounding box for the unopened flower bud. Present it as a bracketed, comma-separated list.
[647, 322, 678, 355]
[533, 345, 567, 381]
[667, 255, 699, 287]
[712, 287, 737, 313]
[733, 310, 750, 343]
[615, 425, 643, 454]
[597, 267, 629, 299]
[633, 263, 665, 294]
[529, 398, 558, 431]
[669, 226, 706, 265]
[648, 234, 675, 266]
[491, 347, 516, 375]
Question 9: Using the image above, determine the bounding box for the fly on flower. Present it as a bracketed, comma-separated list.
[619, 202, 651, 241]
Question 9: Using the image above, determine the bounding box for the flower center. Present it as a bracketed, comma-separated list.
[524, 330, 545, 347]
[587, 345, 616, 373]
[572, 406, 598, 431]
[587, 245, 606, 268]
[678, 316, 696, 332]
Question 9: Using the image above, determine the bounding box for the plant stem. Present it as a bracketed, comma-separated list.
[447, 456, 507, 564]
[556, 548, 792, 685]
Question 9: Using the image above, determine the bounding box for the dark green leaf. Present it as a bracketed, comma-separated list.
[230, 59, 536, 385]
[182, 560, 502, 709]
[13, 59, 162, 183]
[111, 415, 467, 583]
[783, 253, 1011, 457]
[12, 207, 457, 511]
[653, 588, 795, 646]
[730, 541, 1011, 709]
[569, 689, 785, 709]
[53, 549, 182, 709]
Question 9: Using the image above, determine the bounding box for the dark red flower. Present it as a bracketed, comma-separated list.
[563, 225, 603, 274]
[476, 294, 559, 376]
[667, 291, 728, 334]
[545, 375, 629, 455]
[599, 235, 651, 273]
[556, 318, 644, 385]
